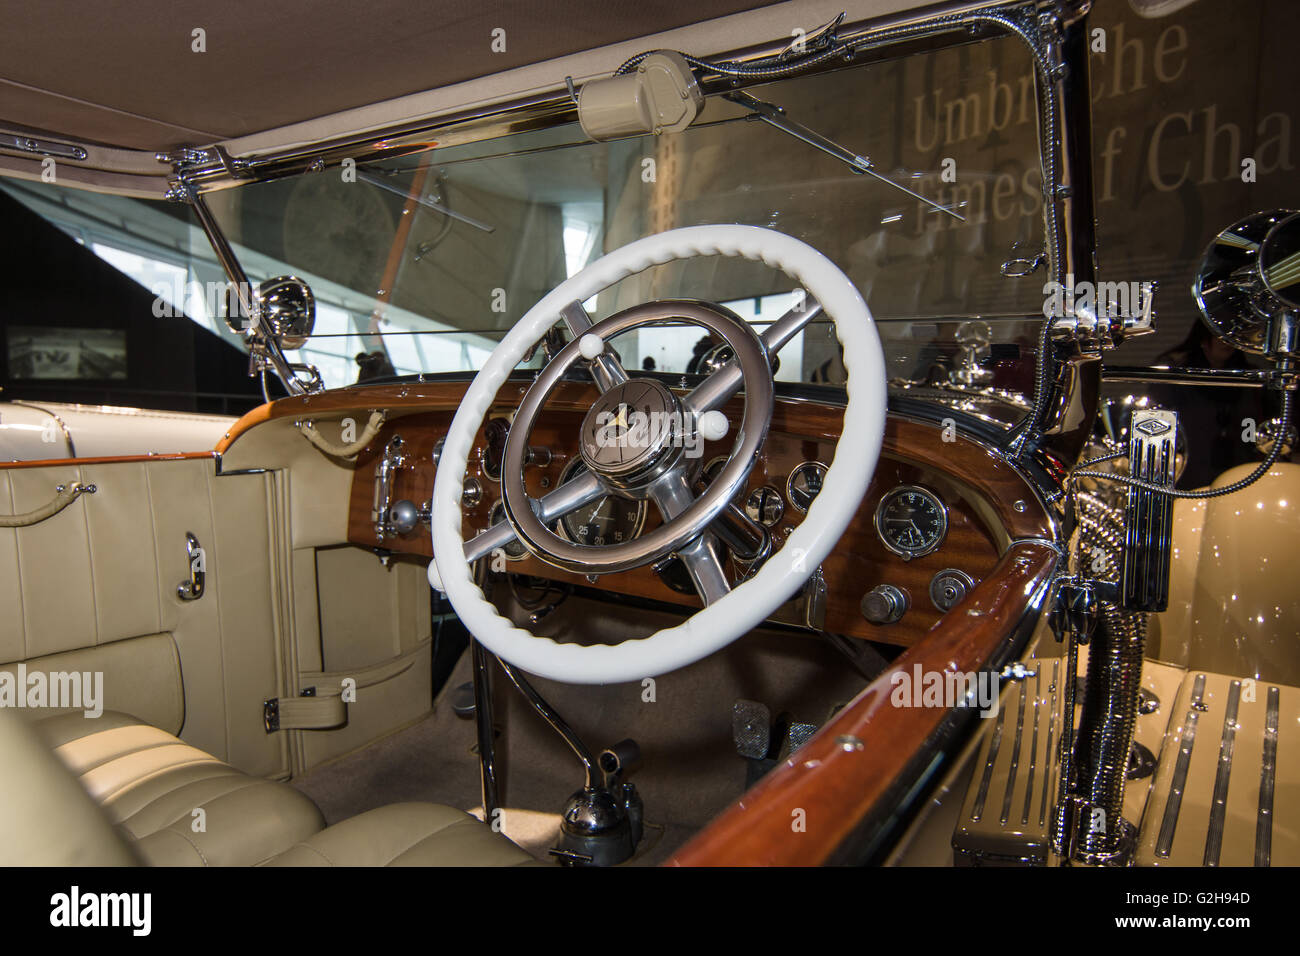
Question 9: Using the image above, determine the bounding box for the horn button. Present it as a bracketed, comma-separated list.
[579, 379, 685, 491]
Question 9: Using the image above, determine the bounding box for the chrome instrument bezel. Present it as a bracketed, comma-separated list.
[745, 485, 785, 528]
[552, 458, 647, 547]
[873, 483, 948, 560]
[785, 460, 828, 514]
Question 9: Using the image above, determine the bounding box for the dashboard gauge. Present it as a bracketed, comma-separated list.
[487, 500, 528, 561]
[697, 455, 746, 502]
[874, 485, 948, 559]
[555, 460, 646, 547]
[700, 455, 728, 487]
[786, 461, 828, 513]
[480, 417, 511, 481]
[745, 486, 785, 527]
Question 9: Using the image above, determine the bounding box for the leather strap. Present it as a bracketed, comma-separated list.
[296, 410, 385, 459]
[0, 481, 95, 528]
[273, 695, 347, 731]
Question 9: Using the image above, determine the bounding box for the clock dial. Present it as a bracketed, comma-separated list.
[873, 485, 948, 559]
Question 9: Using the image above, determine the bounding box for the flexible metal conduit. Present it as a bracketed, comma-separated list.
[1070, 491, 1147, 861]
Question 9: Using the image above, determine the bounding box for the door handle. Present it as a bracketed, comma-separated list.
[177, 532, 205, 600]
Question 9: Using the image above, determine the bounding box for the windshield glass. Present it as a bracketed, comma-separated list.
[204, 33, 1045, 407]
[0, 33, 1047, 421]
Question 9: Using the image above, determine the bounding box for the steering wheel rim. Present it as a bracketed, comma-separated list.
[430, 224, 886, 684]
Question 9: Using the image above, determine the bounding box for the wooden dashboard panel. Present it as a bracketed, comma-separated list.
[330, 381, 1052, 648]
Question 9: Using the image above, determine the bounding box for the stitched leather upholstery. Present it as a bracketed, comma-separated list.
[16, 711, 540, 867]
[37, 711, 325, 866]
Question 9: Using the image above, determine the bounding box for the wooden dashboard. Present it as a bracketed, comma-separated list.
[319, 380, 1053, 648]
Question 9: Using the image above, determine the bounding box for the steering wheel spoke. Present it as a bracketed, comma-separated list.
[648, 472, 732, 605]
[684, 297, 823, 416]
[560, 300, 629, 393]
[463, 467, 605, 563]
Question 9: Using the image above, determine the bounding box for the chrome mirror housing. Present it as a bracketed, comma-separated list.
[1193, 209, 1300, 360]
[225, 275, 316, 350]
[256, 276, 316, 349]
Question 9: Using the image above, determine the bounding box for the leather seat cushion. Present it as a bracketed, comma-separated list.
[270, 802, 540, 866]
[38, 711, 325, 866]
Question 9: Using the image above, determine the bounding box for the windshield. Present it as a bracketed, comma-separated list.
[0, 33, 1047, 420]
[203, 33, 1045, 405]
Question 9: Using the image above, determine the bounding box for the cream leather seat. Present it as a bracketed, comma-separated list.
[37, 711, 326, 866]
[0, 709, 536, 867]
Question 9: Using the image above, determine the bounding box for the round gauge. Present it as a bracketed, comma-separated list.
[786, 461, 828, 513]
[874, 485, 948, 559]
[488, 500, 528, 561]
[745, 486, 785, 527]
[555, 460, 646, 547]
[700, 455, 728, 488]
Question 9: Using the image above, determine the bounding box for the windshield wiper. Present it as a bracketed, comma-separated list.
[724, 91, 965, 223]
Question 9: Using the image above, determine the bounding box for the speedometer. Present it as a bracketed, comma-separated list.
[873, 485, 948, 559]
[554, 460, 646, 546]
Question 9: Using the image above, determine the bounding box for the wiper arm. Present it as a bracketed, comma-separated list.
[357, 170, 496, 233]
[724, 91, 965, 222]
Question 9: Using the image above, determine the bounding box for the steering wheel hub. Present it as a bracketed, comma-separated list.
[580, 378, 684, 488]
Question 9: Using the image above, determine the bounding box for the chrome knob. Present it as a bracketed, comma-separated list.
[861, 584, 908, 624]
[389, 499, 421, 536]
[461, 478, 483, 508]
[930, 568, 975, 612]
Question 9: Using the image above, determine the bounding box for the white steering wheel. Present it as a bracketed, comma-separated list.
[429, 224, 886, 684]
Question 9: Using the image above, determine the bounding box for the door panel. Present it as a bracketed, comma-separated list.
[0, 457, 287, 777]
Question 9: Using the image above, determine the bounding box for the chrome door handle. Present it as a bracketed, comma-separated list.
[177, 532, 205, 600]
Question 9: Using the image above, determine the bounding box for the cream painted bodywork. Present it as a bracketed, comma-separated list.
[0, 402, 235, 462]
[1152, 461, 1300, 686]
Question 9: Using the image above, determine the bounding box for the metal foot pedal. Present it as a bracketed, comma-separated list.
[953, 660, 1063, 866]
[732, 699, 772, 760]
[733, 699, 819, 787]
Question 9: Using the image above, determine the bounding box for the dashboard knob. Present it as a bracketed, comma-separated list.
[389, 499, 421, 536]
[930, 568, 976, 612]
[861, 584, 908, 624]
[461, 478, 483, 508]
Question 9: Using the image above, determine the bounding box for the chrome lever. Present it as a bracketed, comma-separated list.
[177, 532, 205, 601]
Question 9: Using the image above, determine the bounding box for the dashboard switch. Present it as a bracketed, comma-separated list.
[861, 584, 908, 624]
[930, 568, 976, 612]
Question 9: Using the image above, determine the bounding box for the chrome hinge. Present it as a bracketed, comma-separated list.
[0, 132, 87, 161]
[1047, 279, 1158, 353]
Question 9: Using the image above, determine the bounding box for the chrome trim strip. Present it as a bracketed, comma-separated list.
[1204, 679, 1242, 867]
[1000, 678, 1027, 825]
[1039, 659, 1059, 828]
[971, 699, 1007, 823]
[1156, 673, 1207, 858]
[1022, 671, 1042, 825]
[174, 0, 1034, 192]
[1255, 685, 1280, 867]
[1101, 366, 1271, 389]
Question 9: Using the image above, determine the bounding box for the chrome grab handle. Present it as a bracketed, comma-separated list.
[372, 435, 406, 540]
[177, 532, 205, 601]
